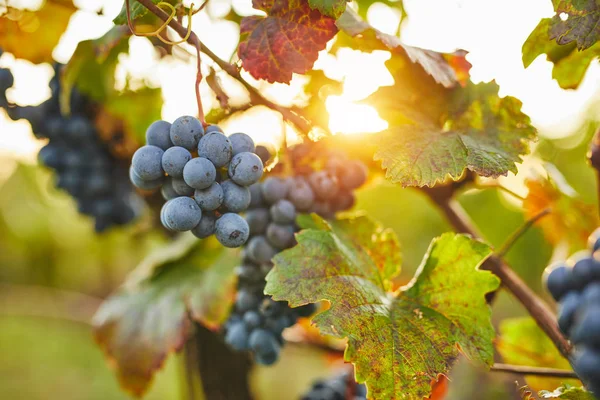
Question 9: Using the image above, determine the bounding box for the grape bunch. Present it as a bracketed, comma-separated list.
[130, 117, 264, 247]
[301, 370, 367, 400]
[0, 64, 142, 232]
[223, 150, 368, 365]
[544, 229, 600, 397]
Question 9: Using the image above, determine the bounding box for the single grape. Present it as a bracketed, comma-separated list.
[261, 177, 289, 205]
[191, 211, 216, 238]
[129, 167, 163, 190]
[170, 177, 195, 196]
[270, 200, 296, 224]
[160, 178, 179, 200]
[235, 289, 260, 313]
[266, 223, 296, 249]
[249, 182, 265, 208]
[161, 146, 192, 178]
[215, 213, 250, 248]
[332, 190, 356, 213]
[246, 235, 277, 264]
[243, 310, 263, 329]
[582, 282, 600, 306]
[340, 160, 368, 190]
[254, 144, 273, 165]
[229, 132, 255, 155]
[38, 144, 63, 169]
[557, 291, 581, 336]
[85, 172, 112, 195]
[573, 347, 600, 382]
[249, 329, 281, 365]
[197, 132, 233, 168]
[590, 227, 600, 252]
[194, 182, 223, 211]
[205, 124, 223, 133]
[183, 157, 216, 190]
[221, 180, 251, 212]
[170, 115, 204, 150]
[228, 152, 264, 186]
[572, 255, 599, 290]
[225, 321, 250, 351]
[236, 263, 264, 284]
[544, 263, 575, 302]
[288, 177, 315, 211]
[132, 145, 165, 181]
[145, 120, 173, 150]
[162, 196, 202, 231]
[572, 306, 600, 347]
[309, 170, 339, 200]
[245, 208, 270, 235]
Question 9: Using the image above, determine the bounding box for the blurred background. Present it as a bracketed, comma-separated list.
[1, 0, 599, 398]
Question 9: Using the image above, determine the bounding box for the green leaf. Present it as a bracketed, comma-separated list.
[93, 234, 238, 397]
[497, 318, 580, 392]
[0, 0, 76, 63]
[549, 0, 600, 50]
[113, 0, 161, 25]
[522, 18, 599, 89]
[308, 0, 347, 19]
[540, 385, 595, 399]
[266, 215, 499, 399]
[372, 80, 536, 187]
[238, 0, 338, 83]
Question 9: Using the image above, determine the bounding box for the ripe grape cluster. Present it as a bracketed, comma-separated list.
[301, 370, 367, 400]
[545, 228, 600, 396]
[0, 63, 142, 232]
[223, 150, 368, 365]
[130, 117, 264, 247]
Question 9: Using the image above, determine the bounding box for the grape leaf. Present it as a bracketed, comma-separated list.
[549, 0, 600, 50]
[522, 18, 600, 89]
[266, 215, 499, 399]
[371, 80, 536, 187]
[93, 234, 238, 397]
[308, 0, 347, 19]
[238, 0, 338, 84]
[497, 318, 580, 392]
[0, 0, 76, 63]
[540, 386, 595, 399]
[524, 165, 599, 252]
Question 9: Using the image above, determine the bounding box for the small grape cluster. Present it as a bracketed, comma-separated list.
[0, 64, 142, 232]
[545, 228, 600, 396]
[301, 370, 367, 400]
[130, 117, 264, 247]
[223, 150, 368, 365]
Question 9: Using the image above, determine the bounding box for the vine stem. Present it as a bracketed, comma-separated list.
[490, 363, 577, 379]
[136, 0, 312, 136]
[426, 194, 572, 359]
[496, 208, 552, 258]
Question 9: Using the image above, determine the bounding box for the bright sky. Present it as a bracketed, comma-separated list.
[2, 0, 600, 162]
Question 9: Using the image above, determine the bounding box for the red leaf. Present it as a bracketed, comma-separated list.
[238, 0, 338, 83]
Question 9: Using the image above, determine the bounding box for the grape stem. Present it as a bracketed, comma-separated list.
[496, 207, 552, 258]
[490, 363, 577, 379]
[425, 194, 572, 359]
[135, 0, 313, 136]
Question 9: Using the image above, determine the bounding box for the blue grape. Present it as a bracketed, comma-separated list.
[215, 213, 250, 248]
[38, 144, 63, 169]
[288, 177, 315, 211]
[160, 178, 179, 200]
[235, 289, 260, 312]
[161, 196, 202, 231]
[249, 329, 281, 365]
[225, 322, 250, 351]
[183, 157, 216, 190]
[590, 228, 600, 252]
[228, 152, 263, 186]
[129, 167, 163, 190]
[245, 208, 270, 235]
[85, 172, 112, 195]
[191, 211, 216, 239]
[261, 177, 289, 205]
[171, 177, 195, 196]
[197, 131, 233, 168]
[309, 170, 339, 200]
[170, 115, 204, 150]
[573, 255, 600, 289]
[205, 124, 223, 133]
[266, 223, 296, 249]
[193, 182, 223, 211]
[243, 311, 262, 330]
[229, 132, 255, 155]
[249, 182, 265, 208]
[0, 68, 14, 91]
[544, 263, 575, 302]
[270, 199, 296, 224]
[340, 160, 368, 190]
[583, 282, 600, 306]
[66, 116, 95, 142]
[132, 145, 165, 181]
[145, 120, 173, 150]
[221, 180, 251, 212]
[161, 146, 192, 178]
[572, 306, 600, 347]
[557, 291, 581, 336]
[246, 235, 277, 264]
[254, 144, 273, 165]
[574, 347, 600, 382]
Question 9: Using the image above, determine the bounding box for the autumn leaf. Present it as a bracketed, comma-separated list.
[266, 214, 499, 399]
[0, 0, 76, 63]
[371, 80, 536, 187]
[93, 234, 238, 397]
[549, 0, 600, 51]
[308, 0, 347, 19]
[539, 385, 595, 399]
[497, 318, 581, 392]
[238, 0, 338, 84]
[524, 165, 599, 252]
